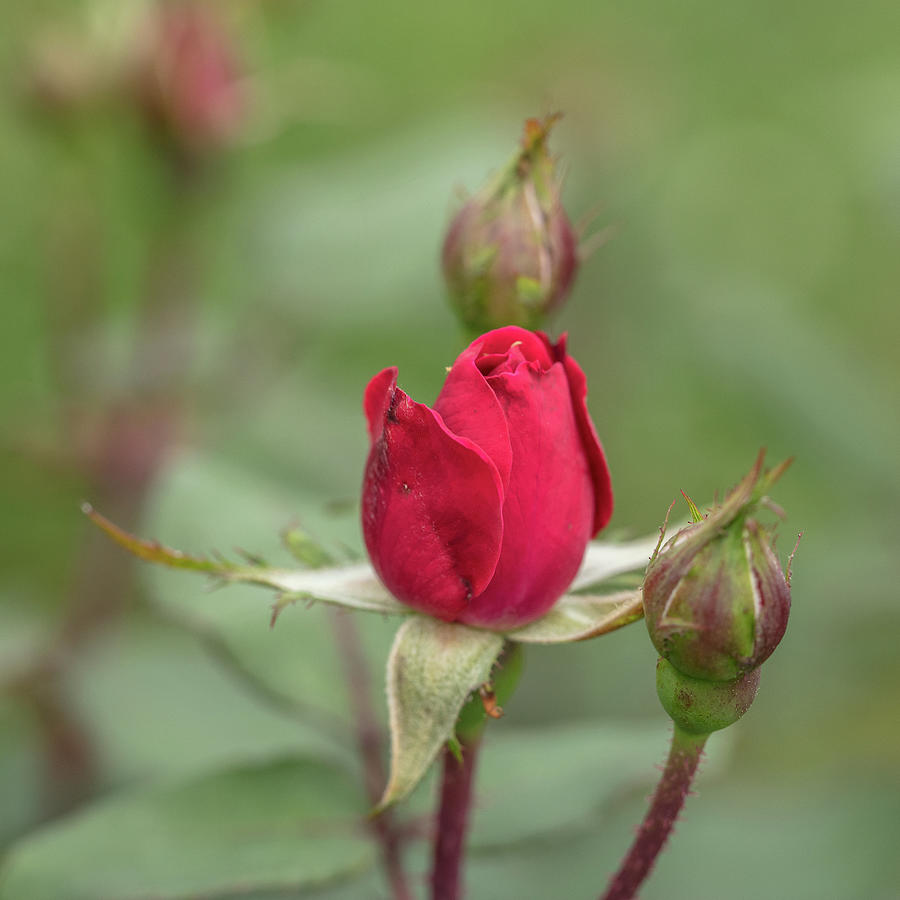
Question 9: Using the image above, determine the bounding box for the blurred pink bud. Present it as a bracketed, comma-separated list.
[136, 1, 244, 154]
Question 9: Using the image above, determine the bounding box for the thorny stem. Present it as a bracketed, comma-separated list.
[328, 610, 413, 900]
[602, 727, 708, 900]
[431, 735, 481, 900]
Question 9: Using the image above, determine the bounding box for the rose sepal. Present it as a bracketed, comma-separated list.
[85, 508, 657, 807]
[82, 504, 408, 619]
[85, 502, 654, 635]
[376, 616, 505, 811]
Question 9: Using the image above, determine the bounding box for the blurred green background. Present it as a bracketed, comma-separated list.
[2, 0, 899, 897]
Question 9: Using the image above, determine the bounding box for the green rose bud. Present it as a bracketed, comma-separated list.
[643, 453, 794, 683]
[655, 657, 761, 734]
[441, 115, 580, 334]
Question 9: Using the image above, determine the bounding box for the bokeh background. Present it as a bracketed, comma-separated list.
[2, 1, 899, 897]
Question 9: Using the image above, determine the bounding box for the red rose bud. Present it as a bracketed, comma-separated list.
[361, 326, 613, 630]
[643, 453, 794, 682]
[136, 2, 243, 155]
[441, 116, 579, 333]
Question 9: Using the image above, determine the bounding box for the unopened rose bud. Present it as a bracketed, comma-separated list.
[362, 326, 613, 630]
[135, 2, 243, 156]
[441, 116, 579, 333]
[643, 453, 794, 683]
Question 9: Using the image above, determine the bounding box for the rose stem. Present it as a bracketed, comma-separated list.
[602, 726, 708, 900]
[328, 610, 413, 900]
[431, 735, 481, 900]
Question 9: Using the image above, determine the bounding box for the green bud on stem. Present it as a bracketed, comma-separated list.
[604, 453, 797, 900]
[441, 115, 580, 334]
[655, 657, 760, 734]
[643, 452, 794, 685]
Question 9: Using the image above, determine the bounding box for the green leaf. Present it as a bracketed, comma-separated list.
[0, 699, 44, 847]
[68, 621, 350, 782]
[470, 721, 667, 849]
[464, 771, 900, 900]
[379, 616, 504, 810]
[507, 590, 643, 644]
[87, 496, 656, 623]
[681, 490, 705, 523]
[570, 537, 658, 592]
[456, 643, 524, 742]
[280, 523, 337, 568]
[83, 503, 407, 617]
[0, 757, 377, 900]
[392, 719, 719, 862]
[0, 601, 61, 844]
[135, 453, 397, 732]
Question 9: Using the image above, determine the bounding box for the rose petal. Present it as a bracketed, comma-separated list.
[434, 351, 513, 491]
[474, 326, 555, 375]
[460, 361, 595, 628]
[364, 367, 399, 442]
[558, 336, 614, 534]
[362, 371, 504, 621]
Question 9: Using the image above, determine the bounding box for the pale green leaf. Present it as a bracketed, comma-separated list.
[507, 590, 643, 644]
[139, 452, 398, 725]
[265, 564, 406, 620]
[570, 537, 658, 591]
[379, 617, 504, 810]
[84, 504, 406, 616]
[0, 757, 376, 900]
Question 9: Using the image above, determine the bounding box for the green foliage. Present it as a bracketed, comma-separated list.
[84, 503, 407, 618]
[0, 758, 377, 900]
[67, 621, 349, 781]
[380, 617, 504, 809]
[455, 642, 524, 743]
[508, 590, 643, 643]
[0, 700, 43, 847]
[471, 721, 668, 848]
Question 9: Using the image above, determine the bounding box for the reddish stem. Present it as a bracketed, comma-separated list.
[431, 736, 481, 900]
[602, 727, 708, 900]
